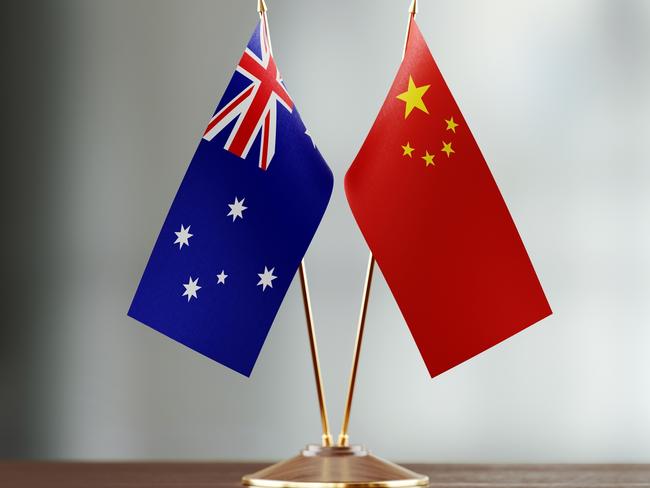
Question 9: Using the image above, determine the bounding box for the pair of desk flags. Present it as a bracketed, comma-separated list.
[128, 17, 552, 378]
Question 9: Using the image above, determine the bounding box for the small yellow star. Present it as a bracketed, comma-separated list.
[421, 150, 435, 167]
[445, 116, 459, 133]
[441, 141, 455, 158]
[396, 75, 430, 119]
[401, 142, 415, 157]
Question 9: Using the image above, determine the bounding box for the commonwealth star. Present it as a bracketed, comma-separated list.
[227, 197, 247, 221]
[174, 224, 193, 249]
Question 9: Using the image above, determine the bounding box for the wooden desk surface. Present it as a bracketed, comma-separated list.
[1, 462, 649, 488]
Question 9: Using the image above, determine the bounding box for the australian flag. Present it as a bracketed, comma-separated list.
[128, 19, 333, 376]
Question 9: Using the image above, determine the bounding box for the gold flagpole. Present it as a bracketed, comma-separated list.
[337, 255, 374, 447]
[299, 261, 333, 447]
[257, 0, 332, 448]
[337, 0, 417, 448]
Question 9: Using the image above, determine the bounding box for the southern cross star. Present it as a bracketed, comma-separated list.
[174, 224, 193, 249]
[182, 276, 201, 301]
[257, 266, 277, 291]
[227, 197, 247, 221]
[216, 270, 228, 284]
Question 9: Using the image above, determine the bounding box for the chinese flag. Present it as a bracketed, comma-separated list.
[345, 17, 552, 378]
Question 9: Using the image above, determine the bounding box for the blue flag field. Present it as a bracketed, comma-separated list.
[128, 19, 333, 376]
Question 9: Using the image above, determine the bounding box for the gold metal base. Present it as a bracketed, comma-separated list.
[242, 445, 429, 488]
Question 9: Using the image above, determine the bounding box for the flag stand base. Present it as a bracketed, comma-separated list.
[242, 444, 429, 488]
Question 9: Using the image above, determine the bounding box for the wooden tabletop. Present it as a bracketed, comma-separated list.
[1, 462, 649, 488]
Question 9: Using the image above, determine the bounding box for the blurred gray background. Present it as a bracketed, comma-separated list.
[2, 0, 650, 462]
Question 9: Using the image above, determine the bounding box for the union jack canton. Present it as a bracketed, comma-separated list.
[203, 18, 292, 170]
[128, 19, 333, 376]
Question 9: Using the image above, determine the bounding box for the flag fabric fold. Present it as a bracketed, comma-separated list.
[345, 18, 551, 378]
[129, 19, 333, 377]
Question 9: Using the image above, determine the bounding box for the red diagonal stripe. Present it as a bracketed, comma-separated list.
[204, 84, 255, 136]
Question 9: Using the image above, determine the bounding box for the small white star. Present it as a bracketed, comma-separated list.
[174, 224, 193, 249]
[227, 197, 247, 221]
[257, 266, 277, 291]
[216, 270, 228, 284]
[305, 129, 316, 148]
[182, 276, 201, 301]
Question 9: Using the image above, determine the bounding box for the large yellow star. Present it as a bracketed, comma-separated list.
[401, 142, 415, 157]
[422, 150, 435, 167]
[441, 141, 455, 158]
[396, 76, 430, 119]
[445, 116, 459, 133]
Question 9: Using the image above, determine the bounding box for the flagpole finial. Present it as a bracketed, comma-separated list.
[257, 0, 267, 14]
[409, 0, 417, 15]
